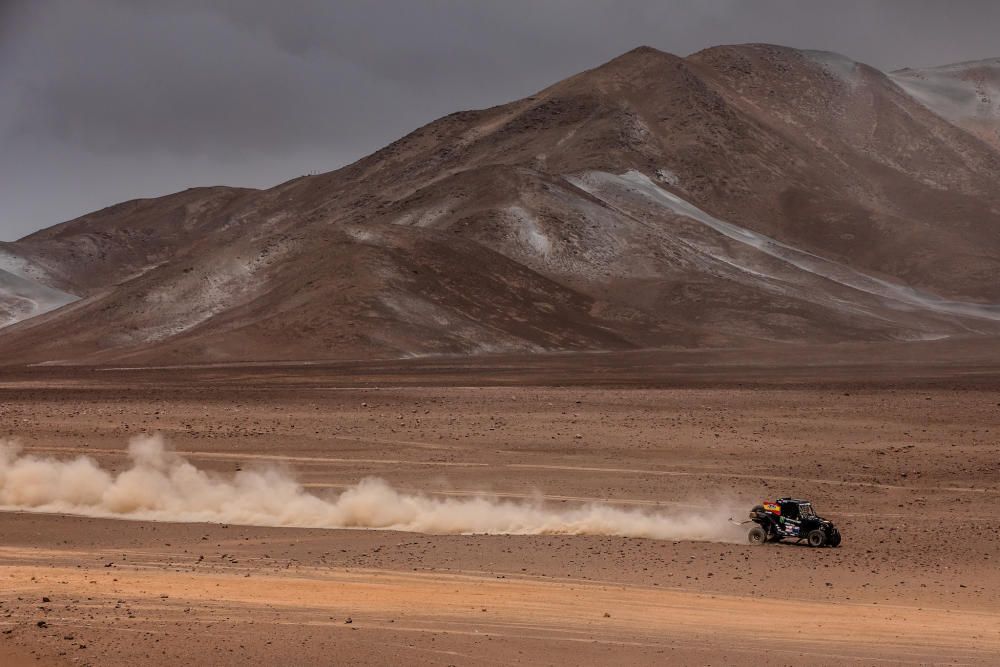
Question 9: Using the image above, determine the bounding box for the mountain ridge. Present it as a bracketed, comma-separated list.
[2, 43, 999, 365]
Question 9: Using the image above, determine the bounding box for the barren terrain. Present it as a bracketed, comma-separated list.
[1, 353, 999, 665]
[4, 32, 1000, 667]
[5, 46, 1000, 364]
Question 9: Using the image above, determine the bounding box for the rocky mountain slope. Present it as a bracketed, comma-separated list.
[891, 58, 1000, 151]
[0, 253, 77, 328]
[2, 44, 1000, 365]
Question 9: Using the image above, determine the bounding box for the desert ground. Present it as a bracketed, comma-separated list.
[1, 349, 999, 665]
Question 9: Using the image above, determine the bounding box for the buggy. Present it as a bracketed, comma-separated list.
[746, 498, 841, 547]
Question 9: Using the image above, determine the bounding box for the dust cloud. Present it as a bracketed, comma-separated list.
[0, 435, 745, 543]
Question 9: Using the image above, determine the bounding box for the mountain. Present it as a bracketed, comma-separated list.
[0, 252, 77, 328]
[891, 58, 1000, 152]
[2, 44, 1000, 365]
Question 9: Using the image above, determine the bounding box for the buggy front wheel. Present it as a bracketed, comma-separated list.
[807, 529, 826, 547]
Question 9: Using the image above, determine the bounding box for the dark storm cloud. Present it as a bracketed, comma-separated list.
[2, 0, 999, 239]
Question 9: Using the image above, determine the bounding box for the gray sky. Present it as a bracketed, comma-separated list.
[2, 1, 999, 240]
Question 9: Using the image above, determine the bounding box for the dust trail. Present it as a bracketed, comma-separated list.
[0, 435, 745, 543]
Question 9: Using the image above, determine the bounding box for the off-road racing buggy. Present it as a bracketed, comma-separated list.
[744, 498, 841, 547]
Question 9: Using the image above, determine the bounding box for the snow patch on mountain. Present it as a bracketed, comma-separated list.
[0, 248, 52, 284]
[507, 206, 552, 255]
[133, 246, 289, 344]
[0, 267, 78, 328]
[568, 170, 1000, 323]
[891, 62, 1000, 124]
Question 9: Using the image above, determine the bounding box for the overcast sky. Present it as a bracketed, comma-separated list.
[2, 1, 999, 240]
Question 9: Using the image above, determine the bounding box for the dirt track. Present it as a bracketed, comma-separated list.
[1, 358, 999, 664]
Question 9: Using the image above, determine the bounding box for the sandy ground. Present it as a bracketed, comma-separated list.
[1, 356, 999, 665]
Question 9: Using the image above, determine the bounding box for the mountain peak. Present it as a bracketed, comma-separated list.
[581, 45, 683, 77]
[615, 45, 672, 60]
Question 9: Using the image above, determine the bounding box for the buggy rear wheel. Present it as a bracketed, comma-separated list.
[807, 529, 826, 547]
[747, 525, 767, 546]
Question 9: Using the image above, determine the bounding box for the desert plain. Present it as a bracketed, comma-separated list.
[1, 347, 999, 665]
